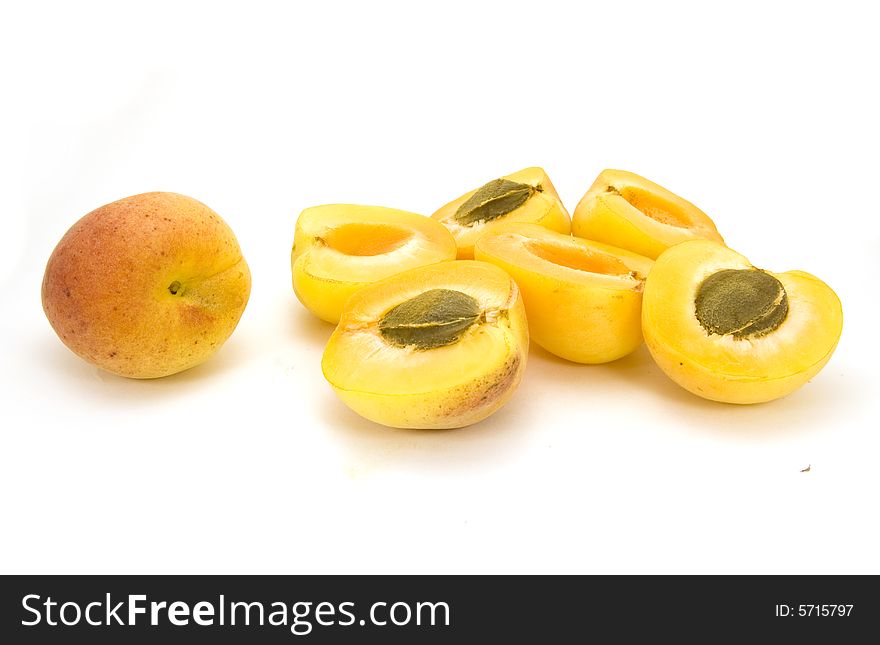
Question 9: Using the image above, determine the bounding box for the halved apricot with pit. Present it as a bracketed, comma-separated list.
[475, 224, 653, 363]
[642, 240, 843, 404]
[572, 169, 724, 259]
[292, 205, 457, 323]
[322, 261, 528, 429]
[432, 167, 571, 259]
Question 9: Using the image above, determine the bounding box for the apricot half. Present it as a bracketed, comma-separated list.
[572, 169, 724, 259]
[292, 205, 457, 323]
[642, 240, 842, 404]
[431, 167, 571, 259]
[475, 223, 653, 363]
[322, 261, 528, 429]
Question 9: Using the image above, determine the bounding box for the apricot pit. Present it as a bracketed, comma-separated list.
[694, 269, 788, 339]
[378, 289, 481, 349]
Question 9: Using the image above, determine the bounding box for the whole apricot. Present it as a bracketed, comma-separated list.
[42, 192, 251, 378]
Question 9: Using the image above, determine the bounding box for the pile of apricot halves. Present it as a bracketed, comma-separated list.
[41, 168, 843, 430]
[296, 168, 843, 428]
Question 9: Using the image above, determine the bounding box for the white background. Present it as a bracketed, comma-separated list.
[1, 0, 878, 574]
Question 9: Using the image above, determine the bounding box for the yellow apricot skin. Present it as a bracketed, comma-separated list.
[642, 240, 843, 404]
[475, 223, 653, 363]
[292, 205, 457, 324]
[572, 169, 724, 260]
[431, 167, 571, 259]
[322, 261, 528, 429]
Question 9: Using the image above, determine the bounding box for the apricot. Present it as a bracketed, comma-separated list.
[322, 261, 528, 429]
[572, 169, 724, 259]
[475, 223, 653, 363]
[292, 205, 457, 324]
[42, 192, 251, 378]
[642, 240, 842, 404]
[431, 167, 571, 259]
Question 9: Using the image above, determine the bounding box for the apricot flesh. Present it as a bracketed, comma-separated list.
[475, 223, 653, 363]
[292, 205, 457, 324]
[41, 192, 251, 378]
[432, 167, 571, 259]
[642, 240, 843, 404]
[322, 261, 528, 429]
[572, 169, 724, 259]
